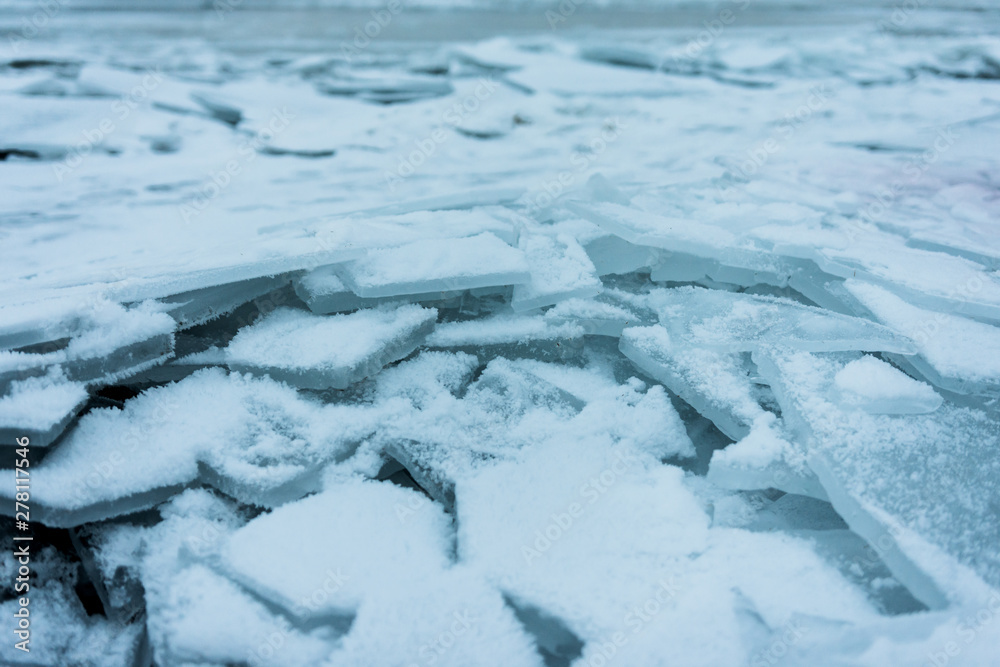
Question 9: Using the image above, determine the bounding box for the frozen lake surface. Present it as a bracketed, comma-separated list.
[2, 3, 1000, 666]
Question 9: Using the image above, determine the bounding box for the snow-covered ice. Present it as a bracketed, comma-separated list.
[2, 3, 999, 666]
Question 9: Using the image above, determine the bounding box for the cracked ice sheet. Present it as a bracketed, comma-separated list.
[325, 566, 543, 667]
[138, 489, 340, 667]
[643, 286, 916, 355]
[841, 279, 1000, 397]
[373, 352, 693, 508]
[0, 205, 516, 339]
[565, 200, 816, 289]
[0, 299, 175, 367]
[0, 368, 88, 447]
[618, 324, 826, 499]
[334, 232, 529, 298]
[0, 543, 145, 667]
[457, 436, 878, 666]
[220, 477, 453, 621]
[543, 292, 653, 338]
[0, 369, 391, 526]
[425, 311, 586, 363]
[755, 348, 1000, 610]
[225, 304, 437, 390]
[511, 233, 601, 312]
[759, 222, 1000, 323]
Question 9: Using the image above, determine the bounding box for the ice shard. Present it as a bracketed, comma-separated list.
[0, 369, 380, 526]
[839, 279, 1000, 397]
[220, 478, 453, 621]
[511, 233, 602, 312]
[619, 325, 774, 441]
[225, 305, 438, 389]
[334, 232, 530, 298]
[0, 369, 88, 447]
[755, 348, 1000, 609]
[425, 312, 585, 363]
[647, 286, 917, 354]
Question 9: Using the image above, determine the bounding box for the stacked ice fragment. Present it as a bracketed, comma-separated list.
[5, 23, 1000, 667]
[3, 179, 999, 666]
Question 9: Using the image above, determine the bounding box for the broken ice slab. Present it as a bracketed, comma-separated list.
[544, 291, 655, 337]
[583, 232, 661, 276]
[0, 300, 176, 390]
[565, 200, 819, 289]
[324, 567, 543, 667]
[648, 286, 917, 354]
[135, 489, 342, 667]
[755, 348, 1000, 609]
[155, 564, 340, 666]
[0, 539, 146, 667]
[376, 356, 590, 509]
[619, 325, 776, 441]
[156, 274, 289, 329]
[0, 295, 173, 355]
[373, 354, 692, 512]
[0, 293, 92, 351]
[830, 355, 942, 414]
[220, 478, 452, 621]
[838, 279, 1000, 397]
[351, 188, 525, 219]
[905, 214, 1000, 271]
[199, 388, 390, 508]
[784, 230, 1000, 323]
[458, 434, 874, 657]
[0, 96, 135, 159]
[294, 266, 468, 315]
[618, 326, 826, 498]
[225, 305, 437, 390]
[294, 266, 386, 314]
[705, 415, 827, 501]
[333, 232, 530, 298]
[511, 234, 601, 312]
[0, 369, 380, 527]
[456, 437, 708, 643]
[0, 369, 88, 447]
[647, 249, 828, 294]
[712, 492, 924, 614]
[425, 312, 585, 363]
[316, 73, 453, 103]
[71, 518, 149, 624]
